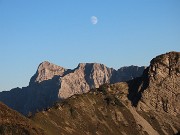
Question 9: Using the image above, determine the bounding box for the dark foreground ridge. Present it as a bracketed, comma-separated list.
[0, 102, 44, 135]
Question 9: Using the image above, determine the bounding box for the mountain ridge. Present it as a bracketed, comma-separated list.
[0, 62, 145, 115]
[31, 51, 180, 135]
[0, 51, 179, 135]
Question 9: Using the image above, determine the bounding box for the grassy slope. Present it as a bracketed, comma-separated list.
[32, 82, 180, 135]
[31, 83, 143, 135]
[1, 82, 178, 135]
[0, 102, 44, 135]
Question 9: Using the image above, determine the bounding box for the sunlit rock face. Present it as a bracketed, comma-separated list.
[140, 52, 180, 115]
[0, 61, 145, 115]
[58, 63, 114, 99]
[31, 62, 145, 99]
[30, 61, 67, 84]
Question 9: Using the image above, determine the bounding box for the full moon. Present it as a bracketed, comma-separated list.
[91, 16, 98, 25]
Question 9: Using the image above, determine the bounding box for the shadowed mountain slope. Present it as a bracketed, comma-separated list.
[0, 63, 145, 115]
[0, 102, 44, 135]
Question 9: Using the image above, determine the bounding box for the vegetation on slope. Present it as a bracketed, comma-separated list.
[0, 102, 44, 135]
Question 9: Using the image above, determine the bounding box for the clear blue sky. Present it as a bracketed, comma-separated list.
[0, 0, 180, 91]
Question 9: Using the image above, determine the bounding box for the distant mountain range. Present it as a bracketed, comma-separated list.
[0, 62, 145, 115]
[0, 51, 179, 135]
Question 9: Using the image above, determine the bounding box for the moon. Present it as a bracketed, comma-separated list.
[91, 16, 98, 25]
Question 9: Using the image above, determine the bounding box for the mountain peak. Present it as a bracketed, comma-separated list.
[38, 61, 51, 68]
[138, 51, 180, 115]
[77, 62, 106, 68]
[149, 51, 180, 81]
[150, 51, 180, 67]
[1, 60, 146, 115]
[38, 61, 62, 70]
[32, 61, 67, 83]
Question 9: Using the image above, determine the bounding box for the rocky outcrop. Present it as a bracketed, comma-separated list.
[125, 52, 180, 134]
[0, 62, 145, 115]
[30, 61, 67, 84]
[59, 63, 114, 99]
[140, 52, 180, 115]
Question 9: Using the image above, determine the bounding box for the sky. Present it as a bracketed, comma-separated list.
[0, 0, 180, 91]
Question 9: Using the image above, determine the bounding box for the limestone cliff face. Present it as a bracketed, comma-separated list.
[0, 62, 145, 115]
[30, 62, 145, 99]
[59, 63, 114, 99]
[124, 51, 180, 134]
[30, 61, 67, 84]
[140, 52, 180, 115]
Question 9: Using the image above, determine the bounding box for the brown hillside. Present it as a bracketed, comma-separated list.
[0, 102, 44, 135]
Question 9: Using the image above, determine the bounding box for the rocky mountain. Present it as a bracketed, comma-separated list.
[0, 62, 145, 115]
[128, 51, 180, 115]
[0, 51, 179, 135]
[31, 84, 144, 135]
[0, 102, 44, 135]
[141, 52, 180, 115]
[30, 51, 180, 135]
[30, 62, 145, 99]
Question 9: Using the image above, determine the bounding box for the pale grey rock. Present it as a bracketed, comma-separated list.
[31, 61, 67, 83]
[0, 61, 145, 115]
[58, 63, 114, 99]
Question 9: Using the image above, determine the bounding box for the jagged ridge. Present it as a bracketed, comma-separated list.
[31, 51, 180, 135]
[0, 62, 145, 115]
[0, 51, 179, 135]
